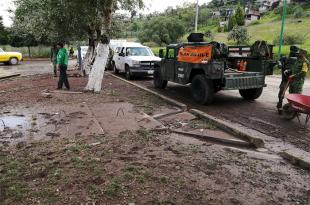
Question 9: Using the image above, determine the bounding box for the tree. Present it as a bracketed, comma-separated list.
[227, 26, 250, 44]
[13, 0, 143, 92]
[0, 16, 8, 45]
[227, 16, 237, 31]
[138, 16, 185, 45]
[235, 4, 245, 26]
[8, 28, 38, 58]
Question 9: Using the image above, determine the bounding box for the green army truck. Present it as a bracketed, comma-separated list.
[154, 38, 276, 105]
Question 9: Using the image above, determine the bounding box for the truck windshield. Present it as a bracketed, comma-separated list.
[126, 47, 153, 56]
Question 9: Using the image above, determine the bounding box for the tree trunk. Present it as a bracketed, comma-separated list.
[84, 0, 113, 92]
[28, 46, 31, 59]
[85, 43, 109, 92]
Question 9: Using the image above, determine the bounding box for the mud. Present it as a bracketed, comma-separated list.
[0, 73, 309, 204]
[132, 76, 310, 153]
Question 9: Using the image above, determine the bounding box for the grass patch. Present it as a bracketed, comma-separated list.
[189, 119, 217, 130]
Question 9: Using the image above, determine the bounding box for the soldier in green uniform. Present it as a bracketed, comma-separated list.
[289, 49, 309, 94]
[277, 46, 298, 110]
[56, 42, 70, 90]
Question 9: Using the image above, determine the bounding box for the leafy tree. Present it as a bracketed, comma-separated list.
[235, 4, 245, 26]
[227, 16, 237, 31]
[138, 16, 185, 45]
[0, 16, 8, 45]
[228, 26, 250, 44]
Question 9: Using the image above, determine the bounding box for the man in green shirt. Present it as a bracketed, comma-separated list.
[56, 42, 70, 90]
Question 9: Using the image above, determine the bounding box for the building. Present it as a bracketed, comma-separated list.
[246, 10, 261, 22]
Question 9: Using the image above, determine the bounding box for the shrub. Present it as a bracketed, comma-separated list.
[273, 34, 306, 45]
[293, 6, 303, 18]
[227, 26, 250, 45]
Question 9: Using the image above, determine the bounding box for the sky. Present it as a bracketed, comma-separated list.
[0, 0, 212, 27]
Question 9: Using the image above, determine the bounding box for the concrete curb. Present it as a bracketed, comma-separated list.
[108, 73, 187, 111]
[189, 109, 265, 148]
[280, 149, 310, 170]
[171, 129, 252, 148]
[0, 74, 21, 80]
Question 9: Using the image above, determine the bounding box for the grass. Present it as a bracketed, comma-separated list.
[0, 45, 51, 58]
[212, 17, 310, 57]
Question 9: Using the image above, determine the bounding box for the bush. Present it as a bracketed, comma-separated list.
[227, 26, 250, 45]
[293, 6, 303, 18]
[273, 34, 306, 45]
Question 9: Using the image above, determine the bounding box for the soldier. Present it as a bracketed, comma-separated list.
[289, 48, 309, 94]
[56, 42, 70, 90]
[50, 43, 59, 77]
[277, 46, 309, 113]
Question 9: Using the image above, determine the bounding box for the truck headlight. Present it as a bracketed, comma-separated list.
[132, 60, 140, 66]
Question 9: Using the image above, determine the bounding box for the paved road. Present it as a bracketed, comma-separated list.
[0, 60, 77, 77]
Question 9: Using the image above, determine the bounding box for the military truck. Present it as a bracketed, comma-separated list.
[154, 35, 276, 104]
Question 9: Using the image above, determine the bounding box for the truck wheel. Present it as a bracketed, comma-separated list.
[9, 57, 19, 65]
[191, 75, 214, 105]
[239, 88, 263, 100]
[113, 62, 119, 74]
[125, 66, 133, 80]
[154, 70, 167, 89]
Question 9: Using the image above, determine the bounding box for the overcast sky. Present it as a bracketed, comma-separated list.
[0, 0, 211, 27]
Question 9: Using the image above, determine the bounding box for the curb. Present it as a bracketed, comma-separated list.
[171, 129, 252, 148]
[280, 149, 310, 170]
[0, 74, 21, 80]
[108, 73, 187, 111]
[189, 109, 265, 148]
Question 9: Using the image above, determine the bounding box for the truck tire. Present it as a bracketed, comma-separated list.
[191, 75, 214, 105]
[9, 57, 19, 65]
[125, 65, 133, 80]
[113, 62, 119, 74]
[154, 70, 167, 89]
[239, 88, 263, 100]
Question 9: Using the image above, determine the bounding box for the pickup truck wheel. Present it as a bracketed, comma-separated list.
[125, 66, 133, 80]
[9, 57, 19, 65]
[154, 70, 167, 89]
[239, 88, 263, 100]
[191, 75, 214, 105]
[113, 62, 119, 74]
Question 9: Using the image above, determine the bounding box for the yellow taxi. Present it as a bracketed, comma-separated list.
[0, 48, 23, 65]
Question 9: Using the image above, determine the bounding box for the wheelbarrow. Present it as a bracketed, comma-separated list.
[283, 94, 310, 127]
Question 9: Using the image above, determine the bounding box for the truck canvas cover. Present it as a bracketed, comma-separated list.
[177, 45, 213, 64]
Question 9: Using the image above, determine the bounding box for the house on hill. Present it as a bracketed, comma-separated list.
[246, 10, 261, 22]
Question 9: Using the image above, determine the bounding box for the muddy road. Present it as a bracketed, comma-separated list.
[123, 74, 310, 152]
[0, 73, 309, 204]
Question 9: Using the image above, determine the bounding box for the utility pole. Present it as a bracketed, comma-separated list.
[195, 0, 199, 32]
[278, 0, 287, 60]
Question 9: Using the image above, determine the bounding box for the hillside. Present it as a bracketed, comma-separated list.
[213, 15, 310, 56]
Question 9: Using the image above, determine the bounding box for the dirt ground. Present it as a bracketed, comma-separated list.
[0, 74, 310, 204]
[133, 76, 310, 153]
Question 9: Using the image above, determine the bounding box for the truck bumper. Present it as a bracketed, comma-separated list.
[223, 72, 265, 90]
[129, 67, 154, 76]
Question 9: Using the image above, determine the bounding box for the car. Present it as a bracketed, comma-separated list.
[154, 34, 276, 105]
[112, 42, 161, 80]
[0, 48, 23, 65]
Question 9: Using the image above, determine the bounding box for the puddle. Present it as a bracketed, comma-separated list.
[0, 116, 29, 130]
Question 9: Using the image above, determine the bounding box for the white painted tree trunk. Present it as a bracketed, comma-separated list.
[85, 43, 109, 92]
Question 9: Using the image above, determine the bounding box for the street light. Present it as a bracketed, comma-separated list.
[195, 0, 199, 32]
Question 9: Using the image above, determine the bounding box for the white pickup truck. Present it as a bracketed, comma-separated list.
[112, 42, 161, 80]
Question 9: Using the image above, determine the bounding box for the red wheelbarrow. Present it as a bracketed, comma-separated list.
[283, 94, 310, 127]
